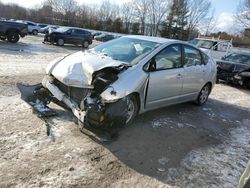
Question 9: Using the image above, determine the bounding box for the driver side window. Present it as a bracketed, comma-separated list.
[153, 44, 182, 71]
[66, 29, 72, 34]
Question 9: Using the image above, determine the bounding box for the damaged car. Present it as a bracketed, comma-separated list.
[216, 51, 250, 88]
[19, 36, 217, 129]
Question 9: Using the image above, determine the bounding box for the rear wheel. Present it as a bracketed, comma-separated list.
[57, 38, 64, 46]
[126, 95, 138, 125]
[7, 32, 19, 43]
[195, 83, 211, 106]
[82, 41, 89, 48]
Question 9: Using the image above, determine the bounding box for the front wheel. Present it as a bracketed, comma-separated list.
[0, 36, 6, 40]
[7, 32, 19, 43]
[126, 95, 138, 125]
[195, 84, 211, 106]
[32, 30, 38, 35]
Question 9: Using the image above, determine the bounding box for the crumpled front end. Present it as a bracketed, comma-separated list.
[217, 60, 250, 88]
[41, 51, 131, 128]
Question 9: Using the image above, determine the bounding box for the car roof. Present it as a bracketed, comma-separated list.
[194, 38, 217, 42]
[61, 26, 88, 31]
[124, 35, 178, 44]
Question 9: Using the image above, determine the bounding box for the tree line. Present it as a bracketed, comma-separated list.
[0, 0, 241, 40]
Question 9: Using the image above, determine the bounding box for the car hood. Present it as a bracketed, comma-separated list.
[46, 50, 127, 88]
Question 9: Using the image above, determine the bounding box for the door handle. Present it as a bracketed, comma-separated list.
[176, 74, 182, 79]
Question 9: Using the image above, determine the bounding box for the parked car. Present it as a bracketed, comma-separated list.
[38, 23, 48, 28]
[22, 35, 217, 129]
[92, 32, 102, 39]
[95, 33, 115, 42]
[216, 51, 250, 88]
[0, 20, 28, 43]
[40, 25, 59, 34]
[189, 37, 233, 59]
[44, 27, 92, 47]
[25, 21, 41, 35]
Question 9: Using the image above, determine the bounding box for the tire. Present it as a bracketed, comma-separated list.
[82, 41, 89, 48]
[32, 30, 38, 35]
[195, 83, 211, 106]
[243, 79, 250, 89]
[57, 38, 64, 46]
[0, 36, 6, 40]
[49, 34, 56, 45]
[126, 95, 139, 125]
[7, 32, 19, 43]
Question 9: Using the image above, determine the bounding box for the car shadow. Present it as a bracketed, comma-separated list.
[218, 82, 250, 95]
[0, 40, 61, 55]
[83, 98, 250, 183]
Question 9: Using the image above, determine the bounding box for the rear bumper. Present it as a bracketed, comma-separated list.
[20, 27, 28, 37]
[44, 34, 51, 42]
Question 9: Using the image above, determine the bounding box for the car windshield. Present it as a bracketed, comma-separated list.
[94, 37, 160, 64]
[223, 53, 250, 65]
[189, 39, 215, 49]
[55, 27, 69, 33]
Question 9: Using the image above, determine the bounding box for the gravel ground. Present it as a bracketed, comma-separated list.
[0, 35, 250, 188]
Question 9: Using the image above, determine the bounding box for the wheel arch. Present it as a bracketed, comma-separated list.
[205, 81, 213, 94]
[5, 29, 19, 35]
[129, 92, 141, 114]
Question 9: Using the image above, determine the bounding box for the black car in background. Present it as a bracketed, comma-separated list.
[94, 33, 115, 42]
[0, 20, 28, 43]
[44, 27, 92, 48]
[216, 51, 250, 88]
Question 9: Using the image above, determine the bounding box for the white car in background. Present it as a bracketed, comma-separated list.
[25, 21, 41, 35]
[189, 37, 233, 60]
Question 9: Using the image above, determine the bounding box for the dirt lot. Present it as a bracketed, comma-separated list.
[0, 35, 250, 188]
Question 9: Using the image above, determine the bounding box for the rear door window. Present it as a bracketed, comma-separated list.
[184, 46, 202, 67]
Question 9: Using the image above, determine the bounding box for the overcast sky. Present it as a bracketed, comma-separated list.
[1, 0, 241, 33]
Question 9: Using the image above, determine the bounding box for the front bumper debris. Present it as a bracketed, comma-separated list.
[42, 76, 86, 123]
[18, 76, 128, 128]
[17, 83, 56, 117]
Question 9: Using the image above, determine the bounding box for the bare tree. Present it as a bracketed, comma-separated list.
[236, 0, 250, 27]
[46, 0, 78, 14]
[186, 0, 212, 38]
[203, 8, 217, 35]
[148, 0, 171, 36]
[132, 0, 149, 34]
[121, 2, 134, 33]
[99, 0, 119, 22]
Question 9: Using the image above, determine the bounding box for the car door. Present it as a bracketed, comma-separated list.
[182, 45, 207, 97]
[146, 44, 184, 109]
[72, 29, 83, 44]
[64, 29, 73, 44]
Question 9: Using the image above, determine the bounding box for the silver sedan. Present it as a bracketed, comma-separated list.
[40, 35, 217, 128]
